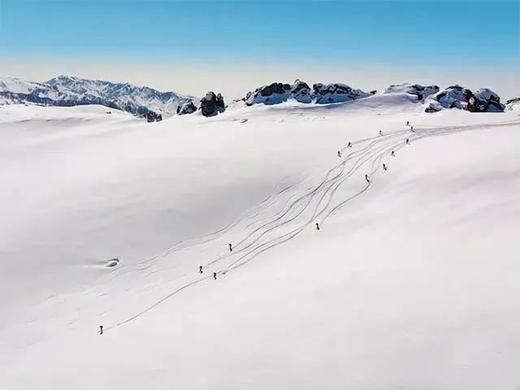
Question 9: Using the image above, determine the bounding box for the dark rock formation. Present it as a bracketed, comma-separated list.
[425, 85, 504, 113]
[146, 111, 162, 122]
[244, 80, 369, 106]
[467, 88, 505, 112]
[177, 99, 197, 115]
[312, 83, 370, 104]
[291, 80, 312, 103]
[200, 92, 225, 117]
[245, 82, 292, 106]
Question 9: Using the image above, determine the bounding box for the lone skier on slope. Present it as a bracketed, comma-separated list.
[213, 272, 217, 280]
[406, 138, 410, 144]
[337, 150, 341, 158]
[365, 174, 370, 183]
[379, 130, 383, 136]
[199, 265, 203, 274]
[228, 243, 233, 252]
[391, 150, 395, 157]
[347, 141, 352, 148]
[406, 120, 410, 126]
[315, 222, 320, 231]
[383, 163, 387, 171]
[99, 325, 103, 335]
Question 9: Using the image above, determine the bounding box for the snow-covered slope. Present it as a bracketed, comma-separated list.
[0, 75, 191, 116]
[1, 98, 519, 389]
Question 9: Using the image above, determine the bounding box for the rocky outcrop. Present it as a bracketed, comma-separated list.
[384, 83, 440, 101]
[146, 111, 162, 122]
[291, 80, 312, 103]
[244, 80, 369, 106]
[425, 85, 504, 113]
[312, 83, 370, 104]
[467, 88, 505, 112]
[200, 92, 225, 117]
[245, 82, 292, 106]
[176, 99, 197, 115]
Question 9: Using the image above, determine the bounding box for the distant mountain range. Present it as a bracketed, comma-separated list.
[0, 75, 193, 117]
[0, 75, 515, 118]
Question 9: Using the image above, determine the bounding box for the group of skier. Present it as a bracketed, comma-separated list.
[99, 120, 417, 335]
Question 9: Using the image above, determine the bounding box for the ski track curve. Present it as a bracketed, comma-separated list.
[104, 120, 520, 331]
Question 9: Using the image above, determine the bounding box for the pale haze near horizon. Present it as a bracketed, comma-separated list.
[1, 58, 518, 101]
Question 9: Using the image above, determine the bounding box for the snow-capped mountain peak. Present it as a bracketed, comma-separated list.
[0, 75, 190, 117]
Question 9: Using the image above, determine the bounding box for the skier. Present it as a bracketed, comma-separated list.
[347, 141, 352, 148]
[379, 130, 383, 136]
[406, 120, 410, 126]
[406, 138, 410, 144]
[213, 272, 217, 280]
[315, 222, 320, 231]
[337, 150, 341, 158]
[383, 163, 387, 171]
[391, 150, 395, 157]
[365, 174, 370, 183]
[410, 126, 414, 132]
[199, 265, 203, 274]
[99, 325, 103, 335]
[228, 243, 232, 252]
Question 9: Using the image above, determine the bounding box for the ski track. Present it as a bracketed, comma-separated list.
[105, 120, 520, 331]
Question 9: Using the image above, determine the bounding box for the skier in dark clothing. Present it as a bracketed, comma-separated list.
[228, 243, 232, 252]
[199, 265, 203, 274]
[410, 126, 414, 132]
[315, 222, 320, 231]
[365, 174, 370, 183]
[406, 120, 410, 126]
[379, 130, 383, 136]
[213, 272, 217, 280]
[347, 141, 352, 148]
[99, 325, 103, 335]
[383, 163, 387, 171]
[391, 150, 395, 156]
[337, 150, 341, 158]
[406, 138, 410, 144]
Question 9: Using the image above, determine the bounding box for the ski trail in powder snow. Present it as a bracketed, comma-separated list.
[105, 119, 520, 331]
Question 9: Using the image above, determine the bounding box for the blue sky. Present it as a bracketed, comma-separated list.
[0, 0, 518, 66]
[0, 1, 518, 98]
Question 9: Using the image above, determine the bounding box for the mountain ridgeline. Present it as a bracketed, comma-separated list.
[0, 75, 513, 120]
